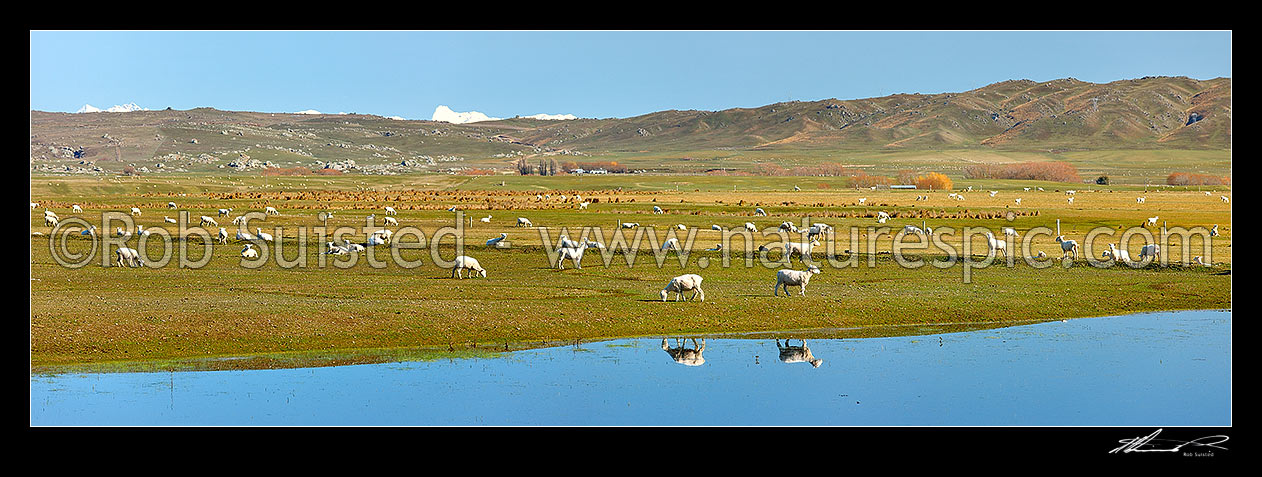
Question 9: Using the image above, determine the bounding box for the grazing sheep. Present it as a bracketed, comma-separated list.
[1066, 190, 1076, 195]
[452, 255, 487, 278]
[200, 216, 219, 228]
[1023, 187, 1031, 191]
[578, 202, 589, 210]
[784, 239, 821, 263]
[165, 216, 177, 224]
[383, 216, 399, 226]
[168, 202, 177, 209]
[138, 225, 150, 237]
[1067, 197, 1074, 204]
[44, 215, 58, 227]
[1193, 256, 1211, 267]
[72, 205, 83, 213]
[1210, 224, 1219, 237]
[384, 206, 397, 216]
[236, 229, 255, 241]
[554, 243, 590, 269]
[1136, 197, 1146, 204]
[755, 207, 767, 216]
[241, 244, 258, 259]
[777, 339, 823, 368]
[793, 185, 801, 191]
[662, 338, 706, 366]
[114, 247, 143, 267]
[1055, 235, 1079, 260]
[1221, 196, 1229, 203]
[774, 265, 821, 297]
[517, 217, 533, 227]
[620, 221, 640, 229]
[218, 208, 232, 217]
[779, 221, 800, 233]
[711, 224, 722, 231]
[653, 206, 664, 214]
[705, 244, 723, 251]
[857, 198, 867, 205]
[557, 234, 583, 249]
[877, 211, 890, 220]
[114, 227, 130, 238]
[661, 237, 681, 251]
[30, 202, 38, 210]
[676, 224, 687, 231]
[233, 216, 246, 226]
[1038, 187, 1044, 191]
[902, 225, 925, 236]
[1146, 216, 1159, 227]
[480, 215, 492, 223]
[807, 223, 833, 239]
[130, 207, 142, 217]
[486, 233, 507, 247]
[1002, 227, 1019, 238]
[80, 225, 97, 237]
[984, 231, 1007, 259]
[265, 206, 279, 216]
[989, 190, 998, 197]
[447, 206, 458, 212]
[744, 222, 757, 232]
[255, 228, 274, 242]
[586, 241, 606, 250]
[660, 274, 705, 302]
[1014, 198, 1022, 205]
[1138, 243, 1160, 261]
[217, 227, 229, 245]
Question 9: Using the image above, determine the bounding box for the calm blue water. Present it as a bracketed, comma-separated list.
[30, 309, 1230, 426]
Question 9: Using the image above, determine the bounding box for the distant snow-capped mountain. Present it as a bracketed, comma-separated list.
[431, 105, 577, 124]
[76, 103, 147, 113]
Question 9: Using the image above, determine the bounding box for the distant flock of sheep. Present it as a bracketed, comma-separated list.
[32, 186, 1228, 301]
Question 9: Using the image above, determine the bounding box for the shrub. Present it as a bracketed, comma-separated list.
[963, 161, 1081, 183]
[1167, 172, 1229, 186]
[913, 172, 953, 190]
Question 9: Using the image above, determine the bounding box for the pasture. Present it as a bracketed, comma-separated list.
[30, 173, 1232, 368]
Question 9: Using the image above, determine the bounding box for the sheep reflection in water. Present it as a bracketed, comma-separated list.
[661, 338, 705, 366]
[776, 339, 823, 368]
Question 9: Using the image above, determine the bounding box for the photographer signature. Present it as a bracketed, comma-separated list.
[1110, 429, 1229, 454]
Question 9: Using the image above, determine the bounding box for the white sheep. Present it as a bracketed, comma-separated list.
[343, 239, 365, 253]
[30, 202, 38, 210]
[660, 274, 705, 302]
[1193, 256, 1211, 267]
[1014, 198, 1022, 205]
[744, 222, 757, 232]
[168, 202, 177, 209]
[165, 216, 177, 224]
[200, 216, 219, 228]
[984, 231, 1007, 259]
[517, 217, 533, 227]
[857, 198, 867, 204]
[774, 265, 821, 297]
[1210, 224, 1219, 237]
[777, 339, 823, 368]
[1067, 197, 1074, 204]
[138, 225, 150, 237]
[130, 207, 142, 217]
[217, 227, 229, 245]
[620, 221, 640, 229]
[44, 215, 58, 227]
[557, 234, 583, 249]
[218, 208, 232, 217]
[236, 229, 255, 241]
[1138, 243, 1160, 261]
[366, 234, 389, 247]
[1055, 235, 1079, 260]
[1146, 216, 1159, 227]
[265, 206, 279, 216]
[677, 224, 688, 231]
[452, 255, 487, 278]
[1103, 243, 1131, 264]
[989, 190, 998, 197]
[255, 228, 274, 242]
[653, 206, 664, 214]
[383, 216, 399, 226]
[1221, 196, 1229, 203]
[779, 221, 800, 233]
[233, 216, 246, 225]
[115, 247, 143, 267]
[755, 207, 767, 216]
[480, 215, 492, 223]
[579, 202, 589, 210]
[1136, 197, 1146, 204]
[661, 237, 682, 251]
[241, 244, 258, 259]
[1002, 227, 1019, 238]
[384, 206, 397, 216]
[784, 239, 821, 263]
[554, 243, 590, 269]
[793, 185, 801, 191]
[711, 224, 722, 231]
[115, 227, 130, 238]
[72, 205, 83, 213]
[80, 225, 97, 237]
[902, 225, 925, 236]
[324, 241, 349, 255]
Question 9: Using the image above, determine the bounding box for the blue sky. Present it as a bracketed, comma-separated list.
[30, 30, 1231, 120]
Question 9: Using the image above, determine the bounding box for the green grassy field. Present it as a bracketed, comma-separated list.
[29, 173, 1232, 369]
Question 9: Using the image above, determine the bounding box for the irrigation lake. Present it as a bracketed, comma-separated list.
[30, 309, 1230, 426]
